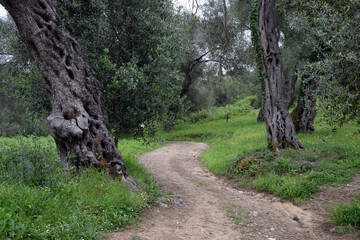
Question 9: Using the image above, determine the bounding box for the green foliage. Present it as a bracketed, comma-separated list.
[0, 136, 163, 239]
[281, 0, 360, 126]
[229, 157, 262, 177]
[331, 195, 360, 229]
[0, 137, 60, 187]
[0, 19, 50, 137]
[249, 0, 266, 108]
[58, 0, 187, 137]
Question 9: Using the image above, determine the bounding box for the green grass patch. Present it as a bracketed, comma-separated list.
[331, 195, 360, 227]
[330, 195, 360, 235]
[0, 136, 163, 239]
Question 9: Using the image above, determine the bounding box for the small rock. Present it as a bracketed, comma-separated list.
[159, 202, 168, 208]
[293, 216, 299, 221]
[267, 238, 276, 240]
[252, 211, 259, 217]
[270, 228, 275, 231]
[239, 191, 244, 194]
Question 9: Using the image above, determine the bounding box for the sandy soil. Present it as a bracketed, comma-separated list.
[112, 142, 359, 240]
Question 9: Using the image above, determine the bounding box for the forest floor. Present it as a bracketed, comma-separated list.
[112, 141, 359, 240]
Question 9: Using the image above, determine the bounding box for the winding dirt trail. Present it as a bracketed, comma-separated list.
[112, 142, 354, 240]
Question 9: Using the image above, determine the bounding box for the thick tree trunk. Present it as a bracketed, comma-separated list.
[1, 0, 127, 178]
[291, 79, 317, 133]
[257, 0, 303, 151]
[257, 108, 266, 122]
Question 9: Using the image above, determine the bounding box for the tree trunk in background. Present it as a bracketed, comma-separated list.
[257, 0, 303, 151]
[286, 73, 297, 109]
[291, 79, 317, 133]
[1, 0, 128, 178]
[257, 108, 266, 122]
[180, 62, 193, 97]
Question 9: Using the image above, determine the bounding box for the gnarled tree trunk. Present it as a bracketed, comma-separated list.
[291, 78, 317, 133]
[257, 0, 303, 151]
[1, 0, 127, 178]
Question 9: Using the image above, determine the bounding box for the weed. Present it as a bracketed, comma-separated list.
[229, 157, 262, 177]
[225, 204, 252, 229]
[274, 158, 294, 175]
[331, 195, 360, 228]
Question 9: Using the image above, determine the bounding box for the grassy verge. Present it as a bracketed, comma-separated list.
[161, 108, 360, 230]
[0, 136, 163, 239]
[330, 195, 360, 235]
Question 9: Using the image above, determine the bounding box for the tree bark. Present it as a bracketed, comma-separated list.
[291, 78, 317, 133]
[180, 61, 193, 97]
[286, 73, 297, 109]
[1, 0, 128, 178]
[257, 0, 303, 151]
[257, 108, 266, 122]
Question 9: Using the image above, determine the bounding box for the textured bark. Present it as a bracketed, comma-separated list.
[257, 108, 266, 122]
[1, 0, 127, 178]
[286, 73, 297, 109]
[291, 79, 317, 133]
[257, 0, 303, 151]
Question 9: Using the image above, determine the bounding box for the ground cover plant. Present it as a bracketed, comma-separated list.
[0, 136, 163, 239]
[162, 104, 360, 233]
[330, 195, 360, 235]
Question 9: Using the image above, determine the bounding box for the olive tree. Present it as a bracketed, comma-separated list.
[0, 0, 128, 178]
[256, 0, 303, 151]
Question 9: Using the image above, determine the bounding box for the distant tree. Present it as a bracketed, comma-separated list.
[280, 0, 360, 127]
[180, 0, 256, 107]
[0, 17, 50, 136]
[0, 0, 128, 177]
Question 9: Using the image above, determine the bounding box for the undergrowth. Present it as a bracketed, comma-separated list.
[0, 136, 163, 239]
[330, 195, 360, 235]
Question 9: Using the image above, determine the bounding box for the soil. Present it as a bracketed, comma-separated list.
[111, 142, 359, 240]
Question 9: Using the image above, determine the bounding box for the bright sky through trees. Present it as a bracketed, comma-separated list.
[0, 5, 7, 19]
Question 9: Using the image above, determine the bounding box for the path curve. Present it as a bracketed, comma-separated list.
[111, 142, 348, 240]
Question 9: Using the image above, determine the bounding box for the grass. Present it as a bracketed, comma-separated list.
[330, 195, 360, 234]
[160, 107, 360, 230]
[0, 135, 164, 239]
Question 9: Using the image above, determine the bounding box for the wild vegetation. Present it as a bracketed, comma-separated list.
[0, 0, 359, 238]
[0, 136, 163, 239]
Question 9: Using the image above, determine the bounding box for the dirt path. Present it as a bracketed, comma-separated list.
[112, 142, 356, 240]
